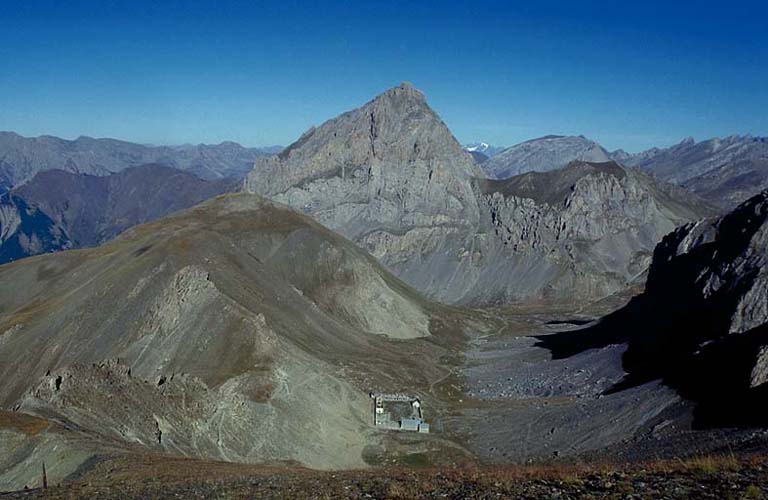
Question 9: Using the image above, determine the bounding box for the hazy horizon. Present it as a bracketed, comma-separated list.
[3, 126, 764, 155]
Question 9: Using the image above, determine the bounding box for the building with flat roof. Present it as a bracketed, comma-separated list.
[369, 393, 429, 433]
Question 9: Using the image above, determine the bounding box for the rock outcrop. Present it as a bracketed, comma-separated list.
[482, 135, 611, 179]
[0, 194, 71, 263]
[245, 84, 712, 304]
[537, 190, 768, 427]
[649, 190, 768, 335]
[470, 161, 713, 303]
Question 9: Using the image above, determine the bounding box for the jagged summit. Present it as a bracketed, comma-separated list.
[246, 83, 478, 195]
[244, 83, 487, 301]
[387, 81, 422, 98]
[244, 82, 481, 246]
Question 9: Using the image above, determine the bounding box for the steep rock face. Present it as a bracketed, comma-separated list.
[245, 85, 710, 304]
[0, 194, 71, 263]
[482, 135, 610, 179]
[245, 82, 481, 223]
[245, 83, 487, 301]
[632, 191, 768, 421]
[467, 162, 713, 303]
[753, 347, 768, 388]
[0, 194, 449, 481]
[0, 131, 277, 187]
[616, 135, 768, 209]
[649, 191, 768, 335]
[537, 191, 768, 427]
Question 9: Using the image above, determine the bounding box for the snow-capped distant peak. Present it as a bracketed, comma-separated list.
[465, 142, 489, 152]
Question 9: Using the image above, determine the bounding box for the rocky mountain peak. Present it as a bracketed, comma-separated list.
[243, 84, 488, 300]
[385, 81, 422, 99]
[245, 82, 480, 205]
[250, 83, 477, 186]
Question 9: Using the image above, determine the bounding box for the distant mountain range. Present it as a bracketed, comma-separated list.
[472, 133, 767, 210]
[0, 131, 281, 191]
[466, 149, 490, 164]
[0, 165, 235, 264]
[4, 129, 763, 212]
[481, 135, 611, 179]
[611, 135, 768, 209]
[464, 142, 505, 158]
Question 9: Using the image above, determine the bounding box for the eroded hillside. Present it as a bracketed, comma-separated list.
[0, 193, 473, 490]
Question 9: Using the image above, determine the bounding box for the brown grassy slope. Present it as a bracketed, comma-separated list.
[0, 193, 481, 483]
[4, 452, 767, 499]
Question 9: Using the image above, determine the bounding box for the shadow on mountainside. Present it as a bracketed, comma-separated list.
[536, 192, 768, 429]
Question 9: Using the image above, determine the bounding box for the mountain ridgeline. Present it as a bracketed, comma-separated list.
[0, 131, 280, 190]
[614, 135, 768, 209]
[245, 83, 712, 305]
[476, 133, 768, 210]
[482, 135, 611, 179]
[0, 193, 463, 488]
[0, 165, 236, 264]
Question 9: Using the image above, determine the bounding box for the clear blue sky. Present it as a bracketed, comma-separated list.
[1, 1, 766, 152]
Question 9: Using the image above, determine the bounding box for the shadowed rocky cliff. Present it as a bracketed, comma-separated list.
[537, 190, 768, 427]
[0, 194, 71, 263]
